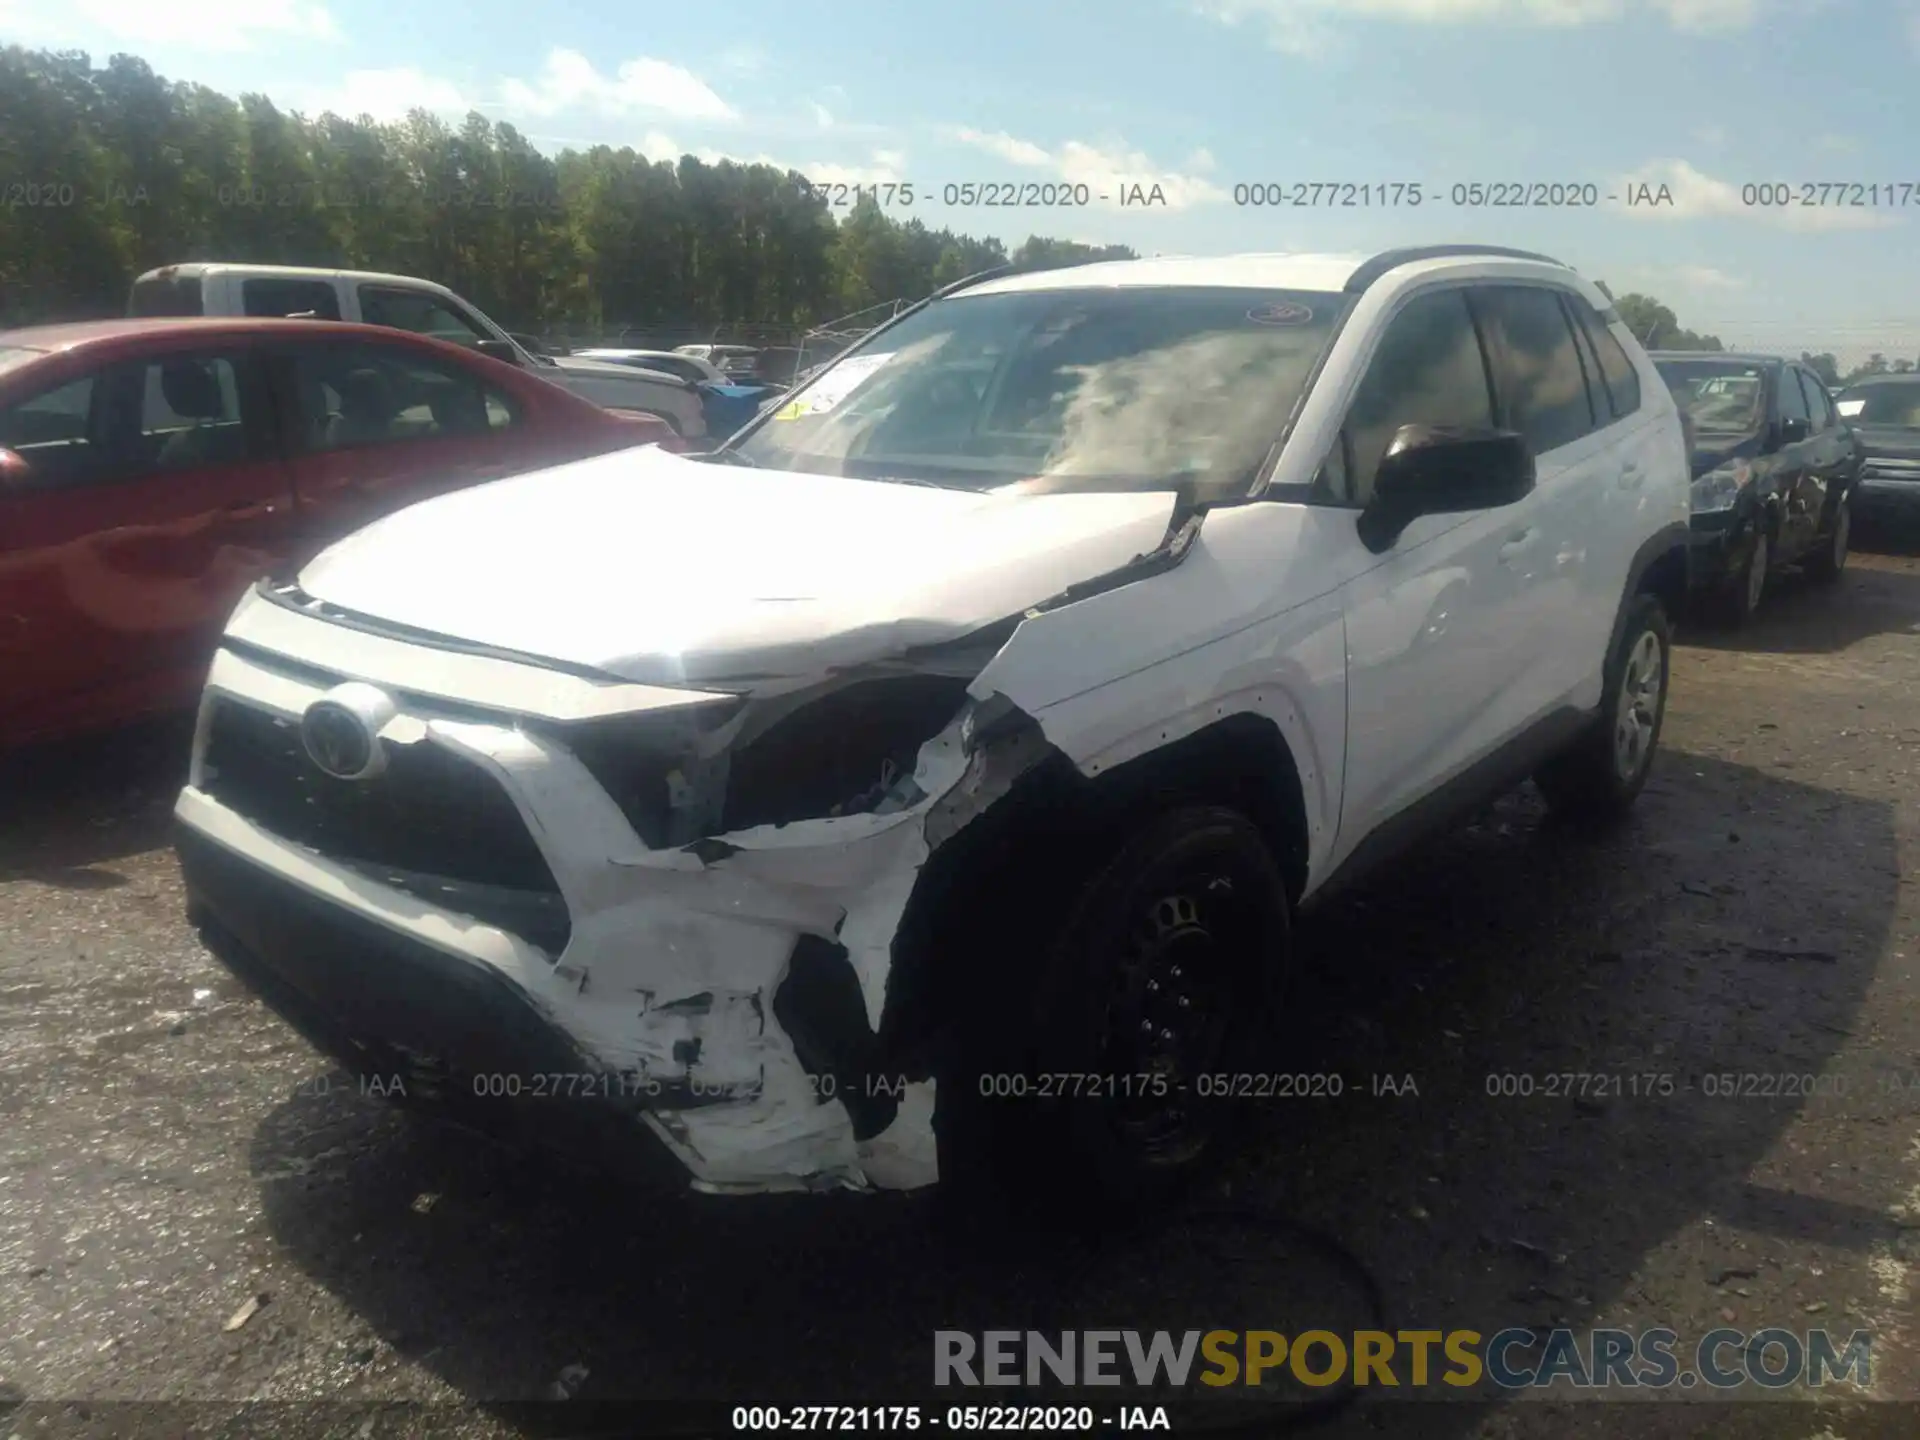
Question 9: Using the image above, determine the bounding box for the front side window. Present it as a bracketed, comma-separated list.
[291, 342, 516, 452]
[1776, 365, 1811, 424]
[1655, 358, 1769, 439]
[242, 278, 341, 320]
[358, 287, 492, 347]
[1567, 295, 1642, 421]
[732, 285, 1349, 501]
[1333, 287, 1496, 507]
[1476, 285, 1597, 456]
[135, 355, 252, 470]
[1797, 370, 1834, 430]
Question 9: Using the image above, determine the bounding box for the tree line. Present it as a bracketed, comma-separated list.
[1, 43, 1912, 383]
[0, 46, 1135, 339]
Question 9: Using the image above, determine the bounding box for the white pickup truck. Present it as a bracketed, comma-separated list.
[128, 262, 708, 441]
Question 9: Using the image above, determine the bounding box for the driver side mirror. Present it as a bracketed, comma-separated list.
[0, 447, 30, 486]
[1357, 424, 1536, 554]
[1778, 416, 1810, 445]
[474, 338, 522, 365]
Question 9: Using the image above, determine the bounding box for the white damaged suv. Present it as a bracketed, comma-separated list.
[174, 247, 1691, 1204]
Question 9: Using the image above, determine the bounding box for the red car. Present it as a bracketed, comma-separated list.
[0, 317, 678, 748]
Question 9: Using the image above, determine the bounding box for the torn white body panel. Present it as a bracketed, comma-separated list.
[180, 635, 997, 1192]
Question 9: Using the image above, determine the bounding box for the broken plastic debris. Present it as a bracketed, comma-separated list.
[192, 988, 214, 1006]
[410, 1193, 439, 1214]
[223, 1293, 268, 1331]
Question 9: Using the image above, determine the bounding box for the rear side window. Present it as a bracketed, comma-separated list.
[1335, 287, 1496, 506]
[1566, 295, 1641, 421]
[242, 278, 342, 320]
[1475, 286, 1598, 455]
[128, 274, 205, 317]
[0, 352, 264, 487]
[0, 376, 98, 485]
[290, 342, 518, 453]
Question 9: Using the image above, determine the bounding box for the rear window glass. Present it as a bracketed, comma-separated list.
[0, 346, 45, 381]
[128, 274, 205, 317]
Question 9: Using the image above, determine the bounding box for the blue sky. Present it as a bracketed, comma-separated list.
[6, 0, 1920, 365]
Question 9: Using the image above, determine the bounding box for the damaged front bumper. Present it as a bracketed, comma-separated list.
[174, 604, 1046, 1195]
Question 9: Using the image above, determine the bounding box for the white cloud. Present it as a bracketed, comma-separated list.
[1614, 158, 1901, 232]
[947, 128, 1228, 212]
[0, 0, 336, 50]
[1193, 0, 1767, 51]
[500, 49, 737, 123]
[948, 127, 1053, 168]
[1675, 264, 1745, 289]
[303, 68, 471, 123]
[632, 134, 906, 187]
[1187, 148, 1219, 173]
[1908, 9, 1920, 51]
[1647, 0, 1759, 30]
[809, 102, 835, 128]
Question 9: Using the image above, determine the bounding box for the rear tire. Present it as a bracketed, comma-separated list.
[1806, 494, 1850, 584]
[1535, 595, 1672, 826]
[1006, 805, 1292, 1215]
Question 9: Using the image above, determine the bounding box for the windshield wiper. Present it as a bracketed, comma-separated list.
[697, 448, 760, 467]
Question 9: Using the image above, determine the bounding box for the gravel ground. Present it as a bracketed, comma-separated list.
[5, 543, 1920, 1440]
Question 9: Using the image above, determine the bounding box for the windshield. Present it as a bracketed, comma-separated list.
[1654, 358, 1768, 435]
[731, 285, 1349, 500]
[1836, 382, 1920, 428]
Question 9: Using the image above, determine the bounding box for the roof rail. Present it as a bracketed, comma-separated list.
[1345, 245, 1569, 294]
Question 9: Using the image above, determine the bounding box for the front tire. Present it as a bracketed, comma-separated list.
[1712, 528, 1768, 626]
[1013, 806, 1292, 1213]
[1806, 493, 1850, 584]
[1535, 595, 1672, 826]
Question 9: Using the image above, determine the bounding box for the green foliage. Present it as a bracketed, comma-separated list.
[0, 45, 1136, 333]
[1606, 291, 1723, 353]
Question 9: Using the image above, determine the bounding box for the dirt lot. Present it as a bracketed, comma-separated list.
[6, 541, 1920, 1440]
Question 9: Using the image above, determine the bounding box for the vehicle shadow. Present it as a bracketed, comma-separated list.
[1682, 553, 1920, 657]
[245, 746, 1899, 1435]
[0, 714, 194, 889]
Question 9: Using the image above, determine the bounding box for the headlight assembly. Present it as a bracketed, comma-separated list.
[1690, 457, 1754, 514]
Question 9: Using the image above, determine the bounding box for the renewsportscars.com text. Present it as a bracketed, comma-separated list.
[933, 1328, 1872, 1391]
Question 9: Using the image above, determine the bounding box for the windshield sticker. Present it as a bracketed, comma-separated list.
[773, 352, 896, 418]
[1246, 302, 1313, 326]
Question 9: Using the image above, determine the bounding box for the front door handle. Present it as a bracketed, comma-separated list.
[1618, 461, 1644, 489]
[1498, 528, 1539, 562]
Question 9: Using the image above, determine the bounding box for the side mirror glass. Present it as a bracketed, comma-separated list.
[474, 338, 521, 365]
[1358, 424, 1536, 553]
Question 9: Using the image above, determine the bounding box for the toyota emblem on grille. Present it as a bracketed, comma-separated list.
[300, 682, 400, 781]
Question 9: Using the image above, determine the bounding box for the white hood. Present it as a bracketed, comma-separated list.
[295, 446, 1180, 685]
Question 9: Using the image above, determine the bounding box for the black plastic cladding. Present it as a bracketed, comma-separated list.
[1344, 245, 1570, 295]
